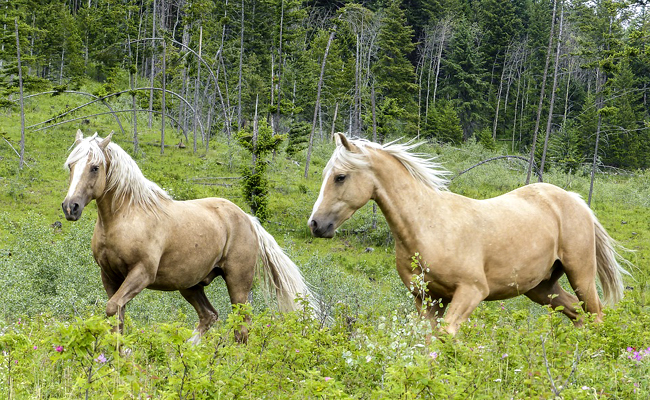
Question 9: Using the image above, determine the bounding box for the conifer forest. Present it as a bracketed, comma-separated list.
[3, 0, 650, 173]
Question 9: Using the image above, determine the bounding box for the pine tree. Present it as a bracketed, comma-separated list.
[373, 0, 418, 133]
[441, 18, 489, 139]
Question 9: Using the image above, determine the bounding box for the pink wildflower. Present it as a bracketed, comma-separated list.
[95, 354, 107, 364]
[324, 377, 332, 382]
[55, 346, 63, 353]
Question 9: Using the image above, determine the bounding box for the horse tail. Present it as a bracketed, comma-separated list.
[247, 215, 321, 315]
[592, 214, 632, 306]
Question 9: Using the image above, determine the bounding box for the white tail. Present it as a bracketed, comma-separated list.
[593, 217, 632, 306]
[248, 215, 321, 316]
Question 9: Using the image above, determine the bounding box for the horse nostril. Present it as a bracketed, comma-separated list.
[72, 203, 80, 213]
[310, 219, 318, 230]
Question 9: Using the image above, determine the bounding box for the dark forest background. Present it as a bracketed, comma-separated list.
[3, 0, 650, 171]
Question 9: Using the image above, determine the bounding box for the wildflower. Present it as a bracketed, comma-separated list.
[582, 386, 590, 390]
[502, 353, 508, 359]
[324, 377, 332, 382]
[14, 360, 18, 365]
[429, 351, 438, 359]
[55, 346, 63, 353]
[295, 349, 300, 353]
[366, 355, 372, 362]
[33, 345, 37, 350]
[95, 354, 107, 364]
[494, 378, 502, 382]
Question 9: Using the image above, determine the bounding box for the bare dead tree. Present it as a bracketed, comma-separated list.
[127, 34, 139, 154]
[16, 18, 26, 169]
[193, 25, 203, 152]
[237, 0, 244, 129]
[539, 0, 565, 181]
[148, 0, 157, 129]
[30, 87, 202, 137]
[161, 39, 166, 155]
[526, 0, 558, 185]
[305, 28, 336, 179]
[492, 44, 511, 140]
[33, 110, 186, 138]
[24, 91, 123, 137]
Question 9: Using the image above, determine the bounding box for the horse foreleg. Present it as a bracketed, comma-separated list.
[179, 285, 219, 345]
[415, 295, 449, 327]
[105, 263, 155, 330]
[443, 285, 487, 336]
[100, 270, 125, 333]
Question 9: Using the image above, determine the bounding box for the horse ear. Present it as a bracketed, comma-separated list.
[335, 132, 356, 152]
[75, 129, 84, 144]
[98, 131, 113, 151]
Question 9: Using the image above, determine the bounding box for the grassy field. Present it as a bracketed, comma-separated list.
[1, 87, 650, 398]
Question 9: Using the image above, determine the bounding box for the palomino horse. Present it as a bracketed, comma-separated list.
[309, 133, 630, 335]
[62, 130, 316, 343]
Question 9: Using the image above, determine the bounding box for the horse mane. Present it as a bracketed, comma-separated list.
[64, 136, 172, 214]
[326, 136, 450, 191]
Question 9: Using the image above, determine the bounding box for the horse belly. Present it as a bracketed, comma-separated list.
[484, 254, 557, 300]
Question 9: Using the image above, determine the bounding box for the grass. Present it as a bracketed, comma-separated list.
[1, 83, 650, 398]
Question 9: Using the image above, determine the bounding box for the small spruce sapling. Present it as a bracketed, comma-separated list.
[236, 120, 285, 221]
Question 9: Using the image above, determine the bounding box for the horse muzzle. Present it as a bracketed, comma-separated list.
[62, 199, 85, 221]
[308, 217, 336, 238]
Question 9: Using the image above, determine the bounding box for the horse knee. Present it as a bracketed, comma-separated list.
[106, 300, 119, 316]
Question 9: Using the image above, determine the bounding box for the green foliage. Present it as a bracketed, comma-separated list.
[285, 121, 310, 157]
[236, 120, 285, 221]
[476, 127, 497, 151]
[423, 100, 463, 144]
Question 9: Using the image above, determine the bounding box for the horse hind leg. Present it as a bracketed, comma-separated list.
[222, 259, 256, 344]
[562, 258, 603, 323]
[179, 285, 219, 345]
[524, 277, 583, 325]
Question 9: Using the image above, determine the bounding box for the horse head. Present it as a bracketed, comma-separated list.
[62, 129, 113, 221]
[308, 132, 376, 238]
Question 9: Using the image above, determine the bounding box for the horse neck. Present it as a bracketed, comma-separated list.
[95, 187, 130, 227]
[370, 151, 437, 248]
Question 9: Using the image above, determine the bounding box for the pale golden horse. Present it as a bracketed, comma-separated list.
[309, 133, 630, 335]
[62, 130, 317, 343]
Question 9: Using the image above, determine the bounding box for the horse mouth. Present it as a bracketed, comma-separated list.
[62, 200, 84, 221]
[308, 219, 336, 238]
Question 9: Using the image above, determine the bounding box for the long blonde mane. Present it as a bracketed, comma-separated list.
[326, 136, 450, 191]
[64, 136, 172, 214]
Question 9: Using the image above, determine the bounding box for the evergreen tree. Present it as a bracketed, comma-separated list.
[441, 18, 489, 139]
[373, 0, 418, 133]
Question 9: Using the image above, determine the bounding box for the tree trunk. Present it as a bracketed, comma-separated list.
[237, 0, 244, 129]
[193, 25, 202, 153]
[304, 28, 335, 179]
[16, 18, 26, 170]
[539, 0, 565, 182]
[161, 40, 166, 155]
[492, 50, 507, 140]
[588, 112, 602, 206]
[148, 0, 157, 129]
[274, 0, 285, 134]
[526, 0, 558, 185]
[128, 35, 139, 154]
[330, 102, 339, 140]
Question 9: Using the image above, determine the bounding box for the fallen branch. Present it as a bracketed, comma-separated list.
[33, 109, 186, 139]
[452, 155, 541, 181]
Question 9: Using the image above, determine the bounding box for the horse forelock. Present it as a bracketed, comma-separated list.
[65, 136, 171, 214]
[325, 137, 450, 191]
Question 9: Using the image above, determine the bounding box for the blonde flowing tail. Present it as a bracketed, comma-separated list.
[593, 216, 632, 306]
[248, 215, 321, 316]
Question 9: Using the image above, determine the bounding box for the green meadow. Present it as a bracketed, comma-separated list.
[1, 87, 650, 399]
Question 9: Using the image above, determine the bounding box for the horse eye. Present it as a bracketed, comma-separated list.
[90, 165, 99, 172]
[335, 174, 346, 183]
